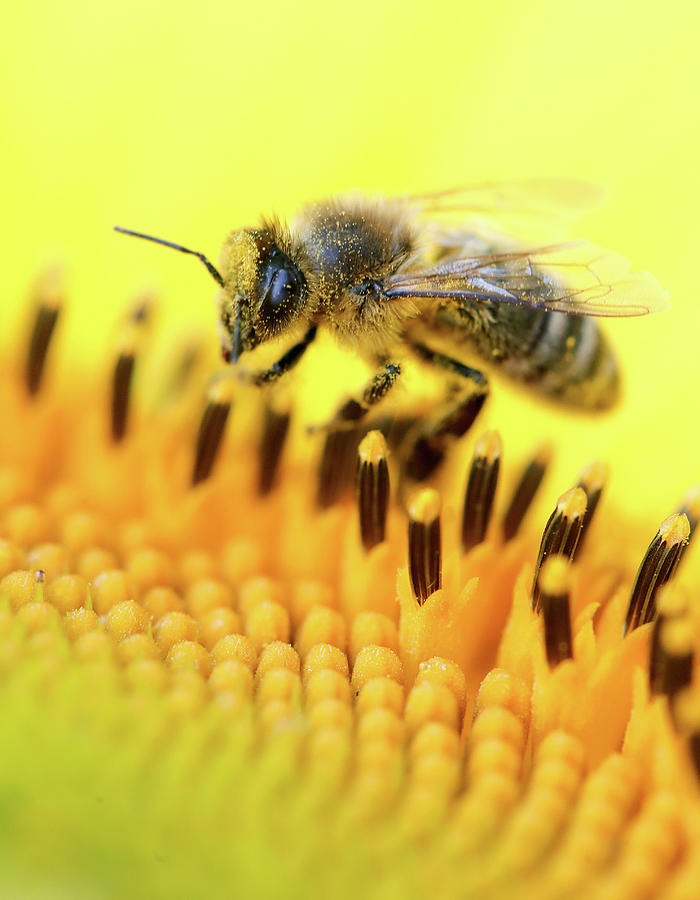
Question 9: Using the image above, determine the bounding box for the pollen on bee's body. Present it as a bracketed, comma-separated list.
[623, 512, 690, 635]
[408, 488, 441, 604]
[531, 486, 587, 613]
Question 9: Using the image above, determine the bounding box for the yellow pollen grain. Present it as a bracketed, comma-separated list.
[106, 600, 149, 640]
[357, 429, 388, 464]
[59, 511, 106, 554]
[416, 657, 467, 717]
[659, 512, 691, 546]
[74, 630, 114, 662]
[289, 580, 336, 628]
[117, 633, 161, 663]
[185, 578, 234, 619]
[26, 543, 70, 580]
[356, 677, 404, 716]
[404, 682, 460, 734]
[305, 669, 352, 707]
[178, 550, 218, 586]
[255, 641, 301, 679]
[257, 667, 302, 705]
[245, 600, 290, 648]
[90, 570, 134, 615]
[474, 429, 502, 463]
[209, 659, 254, 698]
[153, 611, 201, 653]
[295, 606, 348, 659]
[126, 548, 175, 594]
[199, 607, 241, 650]
[4, 504, 50, 546]
[349, 612, 399, 666]
[141, 586, 183, 622]
[1, 570, 42, 611]
[556, 486, 588, 520]
[46, 574, 89, 614]
[0, 540, 25, 578]
[15, 600, 60, 634]
[211, 633, 258, 670]
[357, 708, 404, 746]
[470, 706, 525, 752]
[63, 607, 99, 641]
[76, 548, 119, 581]
[238, 577, 286, 619]
[410, 723, 460, 760]
[308, 699, 353, 733]
[302, 644, 350, 683]
[165, 640, 212, 677]
[408, 488, 441, 524]
[351, 645, 404, 692]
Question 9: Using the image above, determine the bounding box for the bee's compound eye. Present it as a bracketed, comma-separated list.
[267, 268, 297, 308]
[258, 249, 306, 327]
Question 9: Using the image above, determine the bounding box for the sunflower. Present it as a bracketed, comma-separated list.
[0, 266, 698, 900]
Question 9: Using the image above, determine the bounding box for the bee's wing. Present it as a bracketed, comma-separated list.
[383, 242, 669, 318]
[405, 179, 602, 222]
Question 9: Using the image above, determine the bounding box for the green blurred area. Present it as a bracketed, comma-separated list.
[1, 0, 699, 519]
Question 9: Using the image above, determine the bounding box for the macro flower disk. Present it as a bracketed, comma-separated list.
[1, 267, 700, 900]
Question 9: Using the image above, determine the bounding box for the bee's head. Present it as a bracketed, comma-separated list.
[112, 223, 309, 366]
[218, 228, 308, 363]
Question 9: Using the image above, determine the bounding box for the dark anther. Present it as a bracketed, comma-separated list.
[649, 616, 694, 698]
[461, 431, 501, 553]
[576, 460, 608, 553]
[111, 353, 135, 443]
[408, 489, 442, 604]
[192, 380, 234, 485]
[259, 405, 291, 496]
[502, 444, 551, 542]
[537, 555, 574, 668]
[25, 304, 60, 396]
[623, 513, 690, 635]
[531, 487, 587, 613]
[317, 428, 362, 509]
[356, 430, 390, 552]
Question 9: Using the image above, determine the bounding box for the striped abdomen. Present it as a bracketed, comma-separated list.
[433, 301, 620, 410]
[494, 306, 619, 409]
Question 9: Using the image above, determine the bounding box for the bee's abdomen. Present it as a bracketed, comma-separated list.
[500, 309, 620, 410]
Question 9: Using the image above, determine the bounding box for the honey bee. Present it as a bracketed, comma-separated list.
[115, 181, 667, 479]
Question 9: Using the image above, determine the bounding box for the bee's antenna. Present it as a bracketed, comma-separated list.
[113, 227, 225, 288]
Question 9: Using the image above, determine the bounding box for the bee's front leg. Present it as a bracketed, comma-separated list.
[236, 325, 317, 386]
[404, 341, 489, 481]
[320, 361, 402, 430]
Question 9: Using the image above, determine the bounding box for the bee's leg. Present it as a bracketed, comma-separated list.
[404, 341, 488, 481]
[327, 362, 402, 428]
[240, 325, 317, 386]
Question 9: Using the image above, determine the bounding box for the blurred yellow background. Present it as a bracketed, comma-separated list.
[1, 0, 699, 525]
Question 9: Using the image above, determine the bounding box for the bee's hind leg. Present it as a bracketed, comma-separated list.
[404, 341, 488, 481]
